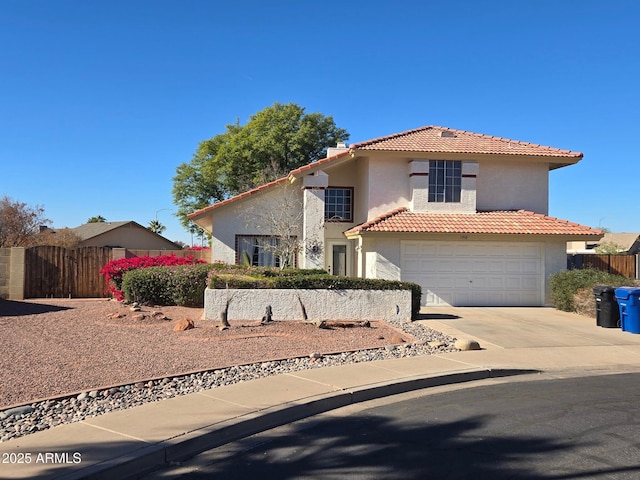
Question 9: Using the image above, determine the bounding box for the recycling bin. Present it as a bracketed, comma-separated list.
[593, 286, 620, 328]
[614, 287, 640, 334]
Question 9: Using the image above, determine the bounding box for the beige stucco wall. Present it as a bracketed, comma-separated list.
[204, 288, 412, 322]
[210, 183, 305, 265]
[476, 160, 549, 214]
[365, 156, 410, 220]
[205, 150, 566, 276]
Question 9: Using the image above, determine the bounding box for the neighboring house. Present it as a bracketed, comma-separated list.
[71, 221, 183, 250]
[189, 126, 602, 307]
[568, 233, 640, 255]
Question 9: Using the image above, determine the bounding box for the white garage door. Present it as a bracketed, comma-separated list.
[401, 241, 543, 306]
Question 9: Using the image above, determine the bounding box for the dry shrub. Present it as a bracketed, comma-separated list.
[574, 287, 596, 318]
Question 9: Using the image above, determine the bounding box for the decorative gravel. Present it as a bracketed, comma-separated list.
[0, 300, 457, 443]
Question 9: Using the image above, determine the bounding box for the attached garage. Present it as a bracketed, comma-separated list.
[401, 240, 544, 306]
[345, 209, 601, 308]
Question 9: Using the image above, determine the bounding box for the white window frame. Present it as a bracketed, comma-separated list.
[428, 160, 461, 203]
[325, 187, 354, 222]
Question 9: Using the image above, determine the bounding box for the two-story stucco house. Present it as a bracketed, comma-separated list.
[189, 126, 602, 307]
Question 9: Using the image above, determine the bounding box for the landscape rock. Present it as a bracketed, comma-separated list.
[132, 314, 146, 321]
[454, 339, 481, 351]
[173, 318, 195, 332]
[0, 312, 459, 444]
[3, 406, 34, 418]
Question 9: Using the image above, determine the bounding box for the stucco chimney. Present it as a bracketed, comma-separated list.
[326, 142, 349, 158]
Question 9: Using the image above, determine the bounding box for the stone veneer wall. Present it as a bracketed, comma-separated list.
[0, 247, 25, 300]
[0, 248, 9, 299]
[204, 288, 412, 323]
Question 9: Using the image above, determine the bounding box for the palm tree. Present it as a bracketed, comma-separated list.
[148, 219, 166, 235]
[87, 215, 106, 223]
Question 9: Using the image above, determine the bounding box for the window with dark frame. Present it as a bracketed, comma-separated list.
[325, 187, 353, 222]
[236, 236, 281, 268]
[428, 160, 461, 203]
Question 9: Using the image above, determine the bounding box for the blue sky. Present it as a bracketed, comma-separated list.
[1, 0, 638, 245]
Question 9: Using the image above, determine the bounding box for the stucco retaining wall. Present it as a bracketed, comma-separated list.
[204, 288, 412, 322]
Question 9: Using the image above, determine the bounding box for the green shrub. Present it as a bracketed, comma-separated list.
[207, 267, 422, 319]
[122, 264, 214, 307]
[549, 268, 633, 312]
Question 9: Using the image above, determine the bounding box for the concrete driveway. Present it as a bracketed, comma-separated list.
[417, 307, 640, 374]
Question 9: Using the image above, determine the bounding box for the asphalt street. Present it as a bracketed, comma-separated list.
[144, 373, 640, 480]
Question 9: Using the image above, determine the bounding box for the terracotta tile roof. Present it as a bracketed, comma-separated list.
[345, 208, 601, 236]
[288, 148, 352, 177]
[351, 126, 583, 159]
[190, 149, 353, 219]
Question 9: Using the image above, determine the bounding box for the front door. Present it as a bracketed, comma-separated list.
[327, 241, 351, 276]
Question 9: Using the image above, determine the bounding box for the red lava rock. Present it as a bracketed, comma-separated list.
[173, 318, 195, 332]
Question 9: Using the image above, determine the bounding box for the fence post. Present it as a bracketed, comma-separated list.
[9, 247, 25, 300]
[111, 248, 127, 261]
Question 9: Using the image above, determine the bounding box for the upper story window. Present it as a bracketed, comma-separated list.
[325, 187, 353, 222]
[428, 160, 461, 203]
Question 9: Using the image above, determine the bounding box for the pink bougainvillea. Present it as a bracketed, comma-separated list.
[100, 254, 206, 300]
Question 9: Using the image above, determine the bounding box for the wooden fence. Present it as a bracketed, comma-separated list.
[24, 246, 113, 298]
[15, 246, 211, 299]
[569, 254, 638, 278]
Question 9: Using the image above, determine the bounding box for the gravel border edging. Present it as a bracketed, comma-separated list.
[0, 318, 458, 443]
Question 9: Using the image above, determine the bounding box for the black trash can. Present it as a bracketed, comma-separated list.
[593, 286, 620, 328]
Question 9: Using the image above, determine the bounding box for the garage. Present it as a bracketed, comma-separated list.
[401, 240, 544, 306]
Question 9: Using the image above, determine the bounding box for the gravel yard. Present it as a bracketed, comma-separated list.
[0, 297, 458, 442]
[0, 298, 451, 408]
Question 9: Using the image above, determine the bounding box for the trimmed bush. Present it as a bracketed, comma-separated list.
[100, 254, 206, 300]
[549, 268, 633, 312]
[122, 264, 215, 307]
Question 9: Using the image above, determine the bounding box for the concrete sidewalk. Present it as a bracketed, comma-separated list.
[3, 307, 640, 480]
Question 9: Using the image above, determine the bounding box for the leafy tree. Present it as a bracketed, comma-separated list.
[172, 102, 349, 230]
[595, 241, 626, 255]
[87, 216, 106, 223]
[0, 196, 50, 247]
[28, 227, 83, 248]
[148, 219, 166, 235]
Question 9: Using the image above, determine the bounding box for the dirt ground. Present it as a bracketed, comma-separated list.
[0, 298, 415, 408]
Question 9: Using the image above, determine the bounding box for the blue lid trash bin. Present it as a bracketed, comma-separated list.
[593, 286, 620, 328]
[614, 287, 640, 334]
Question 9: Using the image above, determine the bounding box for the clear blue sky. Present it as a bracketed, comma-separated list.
[1, 0, 638, 245]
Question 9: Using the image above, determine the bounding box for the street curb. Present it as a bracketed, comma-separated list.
[59, 368, 537, 480]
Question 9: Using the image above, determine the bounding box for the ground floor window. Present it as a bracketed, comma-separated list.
[236, 235, 297, 268]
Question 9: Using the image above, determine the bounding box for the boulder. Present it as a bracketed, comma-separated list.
[173, 318, 195, 332]
[454, 339, 481, 351]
